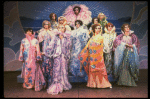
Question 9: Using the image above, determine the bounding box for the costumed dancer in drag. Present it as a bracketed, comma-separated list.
[78, 24, 112, 88]
[113, 23, 140, 86]
[89, 17, 100, 38]
[69, 20, 89, 81]
[58, 16, 71, 32]
[97, 13, 108, 34]
[63, 4, 92, 30]
[49, 13, 58, 30]
[18, 28, 46, 91]
[103, 22, 116, 76]
[37, 20, 54, 88]
[45, 24, 72, 95]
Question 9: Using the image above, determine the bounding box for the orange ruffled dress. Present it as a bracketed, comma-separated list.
[78, 34, 112, 88]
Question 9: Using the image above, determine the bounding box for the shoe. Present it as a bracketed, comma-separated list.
[110, 86, 112, 88]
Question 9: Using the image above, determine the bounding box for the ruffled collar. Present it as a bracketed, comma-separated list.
[75, 26, 84, 30]
[121, 30, 134, 36]
[104, 26, 116, 34]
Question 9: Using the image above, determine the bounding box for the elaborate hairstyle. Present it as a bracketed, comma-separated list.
[73, 6, 81, 13]
[75, 20, 83, 26]
[49, 13, 57, 21]
[63, 4, 92, 27]
[58, 16, 66, 22]
[121, 23, 131, 32]
[105, 22, 114, 29]
[25, 28, 34, 34]
[42, 20, 51, 29]
[92, 23, 102, 34]
[97, 12, 107, 20]
[92, 17, 100, 24]
[58, 16, 67, 25]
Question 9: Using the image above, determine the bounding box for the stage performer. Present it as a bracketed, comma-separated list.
[45, 24, 72, 95]
[63, 4, 92, 29]
[49, 13, 58, 30]
[18, 28, 46, 91]
[103, 22, 116, 75]
[69, 20, 89, 80]
[113, 23, 140, 86]
[37, 20, 54, 88]
[89, 17, 100, 38]
[97, 13, 108, 33]
[58, 16, 71, 32]
[78, 24, 112, 88]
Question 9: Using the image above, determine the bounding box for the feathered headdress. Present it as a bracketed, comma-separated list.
[63, 4, 92, 27]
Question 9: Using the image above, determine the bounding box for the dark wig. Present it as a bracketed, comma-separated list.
[25, 28, 34, 34]
[92, 23, 102, 34]
[121, 23, 131, 32]
[49, 13, 57, 21]
[75, 20, 83, 26]
[73, 6, 81, 13]
[92, 17, 100, 24]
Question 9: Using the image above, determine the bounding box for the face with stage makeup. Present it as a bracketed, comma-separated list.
[49, 13, 57, 21]
[75, 20, 83, 29]
[108, 25, 113, 31]
[74, 8, 79, 15]
[58, 25, 66, 33]
[59, 19, 64, 24]
[121, 23, 131, 33]
[92, 24, 102, 35]
[99, 15, 105, 20]
[98, 13, 105, 21]
[42, 20, 51, 29]
[105, 22, 114, 32]
[94, 19, 99, 24]
[92, 17, 99, 25]
[124, 25, 130, 32]
[25, 28, 33, 36]
[26, 30, 33, 36]
[75, 22, 80, 29]
[95, 26, 101, 34]
[58, 17, 65, 25]
[73, 6, 81, 16]
[44, 24, 49, 29]
[52, 14, 56, 20]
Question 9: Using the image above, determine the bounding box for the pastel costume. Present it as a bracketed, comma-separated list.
[69, 26, 89, 79]
[113, 30, 140, 86]
[18, 34, 46, 91]
[45, 30, 72, 95]
[37, 28, 54, 87]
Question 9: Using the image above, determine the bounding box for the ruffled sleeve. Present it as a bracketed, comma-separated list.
[18, 39, 24, 62]
[113, 34, 124, 51]
[131, 33, 140, 54]
[37, 29, 44, 43]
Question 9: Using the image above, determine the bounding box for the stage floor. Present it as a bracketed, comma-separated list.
[4, 70, 148, 98]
